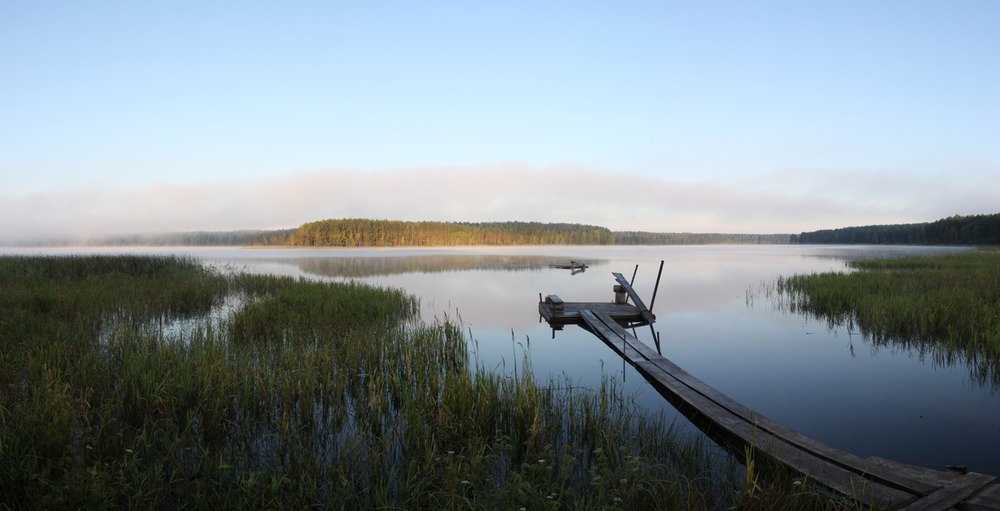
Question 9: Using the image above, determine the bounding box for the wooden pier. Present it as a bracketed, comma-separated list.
[539, 269, 1000, 510]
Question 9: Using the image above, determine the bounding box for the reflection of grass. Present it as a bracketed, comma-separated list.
[1, 255, 845, 509]
[776, 248, 1000, 385]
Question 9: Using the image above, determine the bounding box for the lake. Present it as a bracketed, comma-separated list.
[6, 244, 998, 476]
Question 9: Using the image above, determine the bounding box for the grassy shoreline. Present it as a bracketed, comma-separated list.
[1, 255, 843, 509]
[776, 247, 1000, 385]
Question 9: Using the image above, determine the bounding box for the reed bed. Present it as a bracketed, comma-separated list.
[1, 255, 845, 509]
[775, 248, 1000, 386]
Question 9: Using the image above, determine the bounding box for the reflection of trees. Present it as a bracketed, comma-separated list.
[615, 232, 791, 244]
[83, 229, 296, 246]
[296, 255, 609, 278]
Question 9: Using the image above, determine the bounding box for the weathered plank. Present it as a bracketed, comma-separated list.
[897, 472, 996, 511]
[580, 310, 646, 362]
[867, 457, 961, 490]
[633, 359, 910, 508]
[642, 353, 937, 495]
[612, 272, 656, 325]
[539, 301, 645, 326]
[585, 310, 938, 497]
[580, 309, 931, 508]
[964, 483, 1000, 510]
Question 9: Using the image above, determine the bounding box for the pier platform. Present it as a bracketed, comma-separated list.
[538, 267, 1000, 510]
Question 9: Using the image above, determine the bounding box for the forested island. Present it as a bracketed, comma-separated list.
[285, 220, 791, 247]
[793, 213, 1000, 245]
[286, 219, 615, 246]
[58, 219, 792, 247]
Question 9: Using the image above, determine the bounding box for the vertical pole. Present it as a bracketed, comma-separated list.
[649, 260, 665, 353]
[649, 260, 664, 313]
[622, 332, 626, 381]
[539, 293, 543, 323]
[625, 265, 639, 305]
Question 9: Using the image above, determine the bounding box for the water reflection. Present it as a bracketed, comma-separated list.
[789, 302, 1000, 393]
[294, 254, 609, 278]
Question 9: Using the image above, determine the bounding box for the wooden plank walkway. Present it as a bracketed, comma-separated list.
[539, 274, 1000, 510]
[539, 299, 647, 327]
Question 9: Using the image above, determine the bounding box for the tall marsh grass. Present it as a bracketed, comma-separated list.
[1, 255, 844, 509]
[775, 248, 1000, 386]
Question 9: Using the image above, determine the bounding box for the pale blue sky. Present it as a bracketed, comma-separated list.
[1, 1, 998, 240]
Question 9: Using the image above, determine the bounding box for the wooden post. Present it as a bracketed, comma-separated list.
[649, 260, 664, 313]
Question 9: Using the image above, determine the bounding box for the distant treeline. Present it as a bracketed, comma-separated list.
[25, 219, 806, 247]
[613, 232, 791, 245]
[794, 213, 1000, 245]
[90, 229, 296, 247]
[285, 219, 614, 246]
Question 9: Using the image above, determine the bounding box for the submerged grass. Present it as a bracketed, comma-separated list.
[1, 255, 846, 509]
[775, 247, 1000, 385]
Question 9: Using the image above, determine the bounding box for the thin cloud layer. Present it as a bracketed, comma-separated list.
[1, 164, 996, 244]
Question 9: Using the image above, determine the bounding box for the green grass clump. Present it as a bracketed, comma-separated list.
[1, 255, 844, 509]
[777, 248, 1000, 384]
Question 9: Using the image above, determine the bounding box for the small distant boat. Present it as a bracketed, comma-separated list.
[549, 260, 588, 271]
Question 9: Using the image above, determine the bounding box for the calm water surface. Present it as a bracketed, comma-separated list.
[7, 244, 998, 476]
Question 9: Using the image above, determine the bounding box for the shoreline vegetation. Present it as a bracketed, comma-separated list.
[773, 247, 1000, 387]
[5, 212, 999, 248]
[0, 255, 848, 509]
[792, 212, 1000, 245]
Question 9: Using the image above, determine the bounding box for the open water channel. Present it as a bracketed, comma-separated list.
[7, 244, 999, 476]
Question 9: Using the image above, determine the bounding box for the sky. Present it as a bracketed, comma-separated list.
[2, 1, 998, 242]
